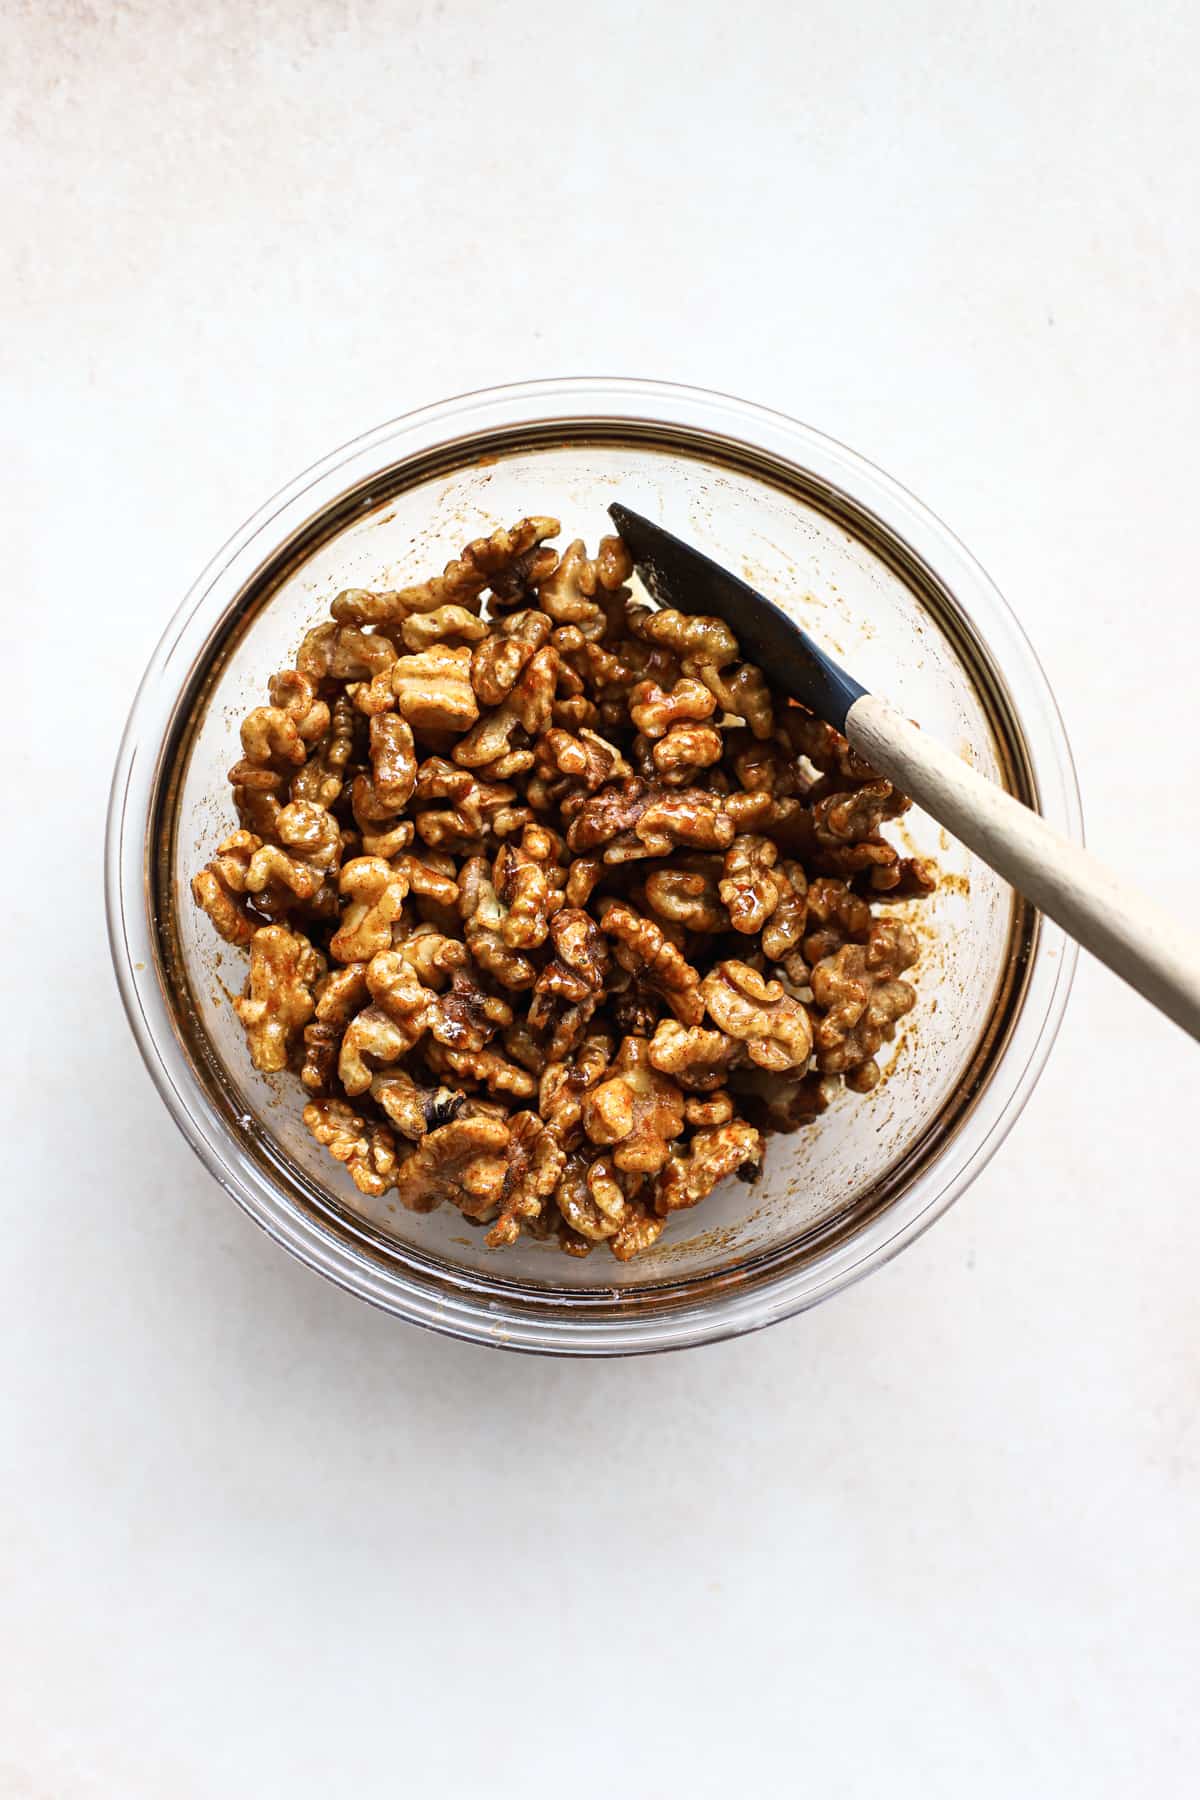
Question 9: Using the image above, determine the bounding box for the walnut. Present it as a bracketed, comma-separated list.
[600, 900, 703, 1025]
[650, 722, 724, 785]
[291, 691, 356, 809]
[337, 951, 438, 1093]
[802, 877, 872, 964]
[532, 726, 630, 798]
[647, 1019, 741, 1092]
[313, 961, 370, 1028]
[241, 801, 342, 904]
[398, 924, 468, 989]
[395, 849, 460, 912]
[762, 860, 808, 961]
[399, 604, 490, 651]
[630, 608, 739, 669]
[430, 966, 512, 1053]
[539, 1030, 614, 1142]
[484, 1112, 567, 1247]
[426, 1042, 537, 1101]
[370, 1070, 465, 1139]
[785, 778, 910, 883]
[331, 518, 560, 626]
[629, 675, 717, 739]
[233, 924, 322, 1072]
[719, 834, 786, 935]
[655, 1121, 764, 1215]
[642, 857, 729, 933]
[701, 961, 813, 1073]
[536, 535, 632, 629]
[697, 661, 774, 738]
[528, 906, 609, 1060]
[303, 1098, 398, 1197]
[296, 620, 396, 682]
[581, 1035, 685, 1175]
[458, 856, 536, 990]
[192, 832, 259, 945]
[492, 822, 564, 949]
[392, 1114, 511, 1216]
[389, 644, 479, 735]
[299, 1022, 340, 1095]
[683, 1091, 735, 1127]
[413, 758, 524, 853]
[553, 1153, 665, 1260]
[329, 857, 409, 963]
[779, 705, 877, 784]
[810, 919, 919, 1077]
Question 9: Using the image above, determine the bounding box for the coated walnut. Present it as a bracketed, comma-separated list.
[399, 604, 490, 651]
[656, 1120, 764, 1214]
[581, 1035, 686, 1175]
[642, 857, 729, 933]
[492, 822, 565, 949]
[647, 1019, 741, 1092]
[630, 608, 739, 669]
[329, 857, 408, 963]
[600, 900, 703, 1026]
[701, 960, 813, 1073]
[484, 1111, 567, 1247]
[810, 919, 919, 1077]
[392, 1114, 511, 1216]
[628, 675, 717, 739]
[303, 1098, 398, 1197]
[390, 645, 480, 735]
[233, 924, 323, 1073]
[370, 1070, 465, 1140]
[802, 877, 873, 964]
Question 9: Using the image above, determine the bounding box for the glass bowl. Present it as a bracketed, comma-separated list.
[106, 378, 1079, 1354]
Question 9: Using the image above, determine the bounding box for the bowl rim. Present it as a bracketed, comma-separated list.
[106, 375, 1081, 1354]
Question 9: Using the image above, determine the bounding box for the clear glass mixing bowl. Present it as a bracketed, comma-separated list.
[106, 378, 1079, 1354]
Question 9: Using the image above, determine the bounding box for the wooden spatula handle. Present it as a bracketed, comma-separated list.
[846, 693, 1200, 1043]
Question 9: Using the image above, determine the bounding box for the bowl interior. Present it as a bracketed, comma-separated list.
[164, 427, 1027, 1296]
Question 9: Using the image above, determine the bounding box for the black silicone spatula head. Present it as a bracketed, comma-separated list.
[608, 503, 865, 731]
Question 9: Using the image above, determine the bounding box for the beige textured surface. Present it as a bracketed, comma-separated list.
[4, 3, 1200, 1796]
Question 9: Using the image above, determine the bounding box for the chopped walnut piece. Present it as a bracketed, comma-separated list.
[533, 726, 630, 798]
[581, 1035, 685, 1175]
[802, 876, 873, 964]
[329, 857, 409, 963]
[392, 1114, 511, 1216]
[600, 900, 703, 1025]
[648, 1019, 741, 1092]
[683, 1091, 736, 1128]
[291, 691, 356, 809]
[631, 608, 739, 669]
[537, 535, 633, 630]
[652, 723, 723, 784]
[297, 620, 396, 682]
[233, 924, 323, 1072]
[701, 960, 813, 1073]
[399, 604, 490, 651]
[426, 1041, 537, 1101]
[629, 675, 717, 739]
[492, 822, 564, 949]
[642, 857, 729, 933]
[390, 644, 480, 735]
[810, 919, 919, 1077]
[656, 1121, 764, 1214]
[698, 661, 774, 738]
[539, 1030, 614, 1142]
[303, 1098, 398, 1197]
[720, 834, 785, 935]
[370, 1070, 465, 1139]
[458, 855, 536, 990]
[484, 1112, 567, 1247]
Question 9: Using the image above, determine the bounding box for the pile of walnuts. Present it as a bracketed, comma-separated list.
[193, 518, 936, 1260]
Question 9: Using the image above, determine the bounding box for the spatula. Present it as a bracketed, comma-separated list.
[609, 503, 1200, 1044]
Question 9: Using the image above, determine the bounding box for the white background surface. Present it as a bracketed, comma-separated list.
[5, 2, 1199, 1794]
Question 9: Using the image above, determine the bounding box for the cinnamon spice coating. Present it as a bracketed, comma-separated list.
[193, 518, 937, 1256]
